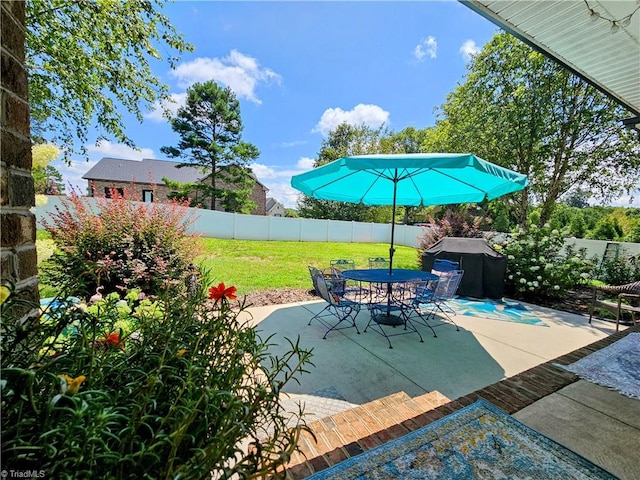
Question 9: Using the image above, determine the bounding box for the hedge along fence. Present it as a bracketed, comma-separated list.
[35, 195, 640, 258]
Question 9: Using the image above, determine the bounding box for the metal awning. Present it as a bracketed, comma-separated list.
[461, 0, 640, 126]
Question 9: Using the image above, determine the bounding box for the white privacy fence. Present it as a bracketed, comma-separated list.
[35, 196, 640, 258]
[564, 238, 640, 260]
[35, 196, 424, 247]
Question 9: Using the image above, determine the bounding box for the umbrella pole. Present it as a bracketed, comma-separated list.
[385, 174, 398, 318]
[389, 174, 398, 276]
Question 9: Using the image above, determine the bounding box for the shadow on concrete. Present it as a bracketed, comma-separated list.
[253, 302, 506, 405]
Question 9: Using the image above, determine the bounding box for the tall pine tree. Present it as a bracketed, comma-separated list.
[162, 81, 259, 212]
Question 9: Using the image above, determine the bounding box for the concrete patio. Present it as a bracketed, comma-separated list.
[240, 298, 640, 479]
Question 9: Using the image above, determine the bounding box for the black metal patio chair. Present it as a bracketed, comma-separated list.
[307, 266, 361, 339]
[403, 270, 464, 335]
[364, 282, 424, 349]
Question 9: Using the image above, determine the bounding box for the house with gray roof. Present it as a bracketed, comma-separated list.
[83, 157, 268, 215]
[266, 198, 286, 217]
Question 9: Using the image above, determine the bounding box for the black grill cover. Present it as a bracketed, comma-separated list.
[421, 237, 506, 299]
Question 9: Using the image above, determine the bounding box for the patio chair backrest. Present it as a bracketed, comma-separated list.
[314, 272, 339, 306]
[433, 270, 464, 301]
[368, 257, 390, 269]
[308, 266, 323, 293]
[330, 259, 355, 273]
[432, 258, 460, 275]
[408, 278, 436, 304]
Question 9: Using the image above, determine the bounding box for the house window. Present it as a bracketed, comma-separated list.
[142, 190, 153, 203]
[104, 187, 124, 198]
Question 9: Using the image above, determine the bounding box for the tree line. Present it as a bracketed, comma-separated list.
[296, 34, 640, 238]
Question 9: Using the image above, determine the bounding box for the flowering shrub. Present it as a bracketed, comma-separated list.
[490, 224, 593, 300]
[416, 209, 486, 263]
[1, 276, 313, 478]
[41, 187, 202, 297]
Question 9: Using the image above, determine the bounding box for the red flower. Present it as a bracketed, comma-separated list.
[102, 331, 125, 350]
[208, 283, 237, 302]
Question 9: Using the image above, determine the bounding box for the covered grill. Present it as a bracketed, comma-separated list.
[421, 237, 507, 299]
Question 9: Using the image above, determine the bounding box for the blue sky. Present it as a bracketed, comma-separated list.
[51, 1, 638, 208]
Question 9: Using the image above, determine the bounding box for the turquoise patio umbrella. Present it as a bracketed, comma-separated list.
[290, 153, 528, 273]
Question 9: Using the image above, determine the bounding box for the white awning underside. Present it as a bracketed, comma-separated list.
[462, 0, 640, 117]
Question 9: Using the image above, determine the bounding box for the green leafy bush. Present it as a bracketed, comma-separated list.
[491, 224, 593, 300]
[593, 252, 640, 286]
[1, 277, 313, 479]
[41, 187, 202, 297]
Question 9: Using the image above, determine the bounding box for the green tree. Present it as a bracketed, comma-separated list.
[27, 0, 192, 159]
[563, 189, 591, 208]
[437, 33, 640, 227]
[588, 216, 624, 241]
[32, 144, 64, 194]
[298, 123, 391, 221]
[161, 81, 260, 213]
[380, 126, 429, 153]
[626, 221, 640, 243]
[33, 165, 64, 195]
[569, 214, 587, 238]
[162, 177, 199, 207]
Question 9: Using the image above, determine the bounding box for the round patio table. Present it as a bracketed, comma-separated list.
[340, 269, 437, 325]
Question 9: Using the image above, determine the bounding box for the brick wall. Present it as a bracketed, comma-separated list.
[1, 1, 39, 315]
[89, 178, 267, 215]
[89, 181, 174, 203]
[250, 182, 267, 216]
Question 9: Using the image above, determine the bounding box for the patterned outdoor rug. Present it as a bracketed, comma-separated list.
[559, 332, 640, 399]
[306, 399, 615, 480]
[449, 297, 548, 327]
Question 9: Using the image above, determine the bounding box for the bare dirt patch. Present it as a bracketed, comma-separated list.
[243, 288, 318, 308]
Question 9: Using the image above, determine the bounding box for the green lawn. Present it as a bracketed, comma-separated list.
[197, 239, 421, 295]
[36, 234, 423, 296]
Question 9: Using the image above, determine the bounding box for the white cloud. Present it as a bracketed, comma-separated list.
[144, 93, 188, 122]
[251, 157, 316, 208]
[53, 158, 99, 194]
[169, 50, 281, 104]
[86, 141, 155, 160]
[460, 39, 481, 61]
[313, 104, 390, 136]
[296, 157, 315, 170]
[267, 183, 301, 210]
[414, 36, 438, 60]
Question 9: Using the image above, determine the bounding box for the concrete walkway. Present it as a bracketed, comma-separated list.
[240, 298, 639, 479]
[514, 380, 640, 479]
